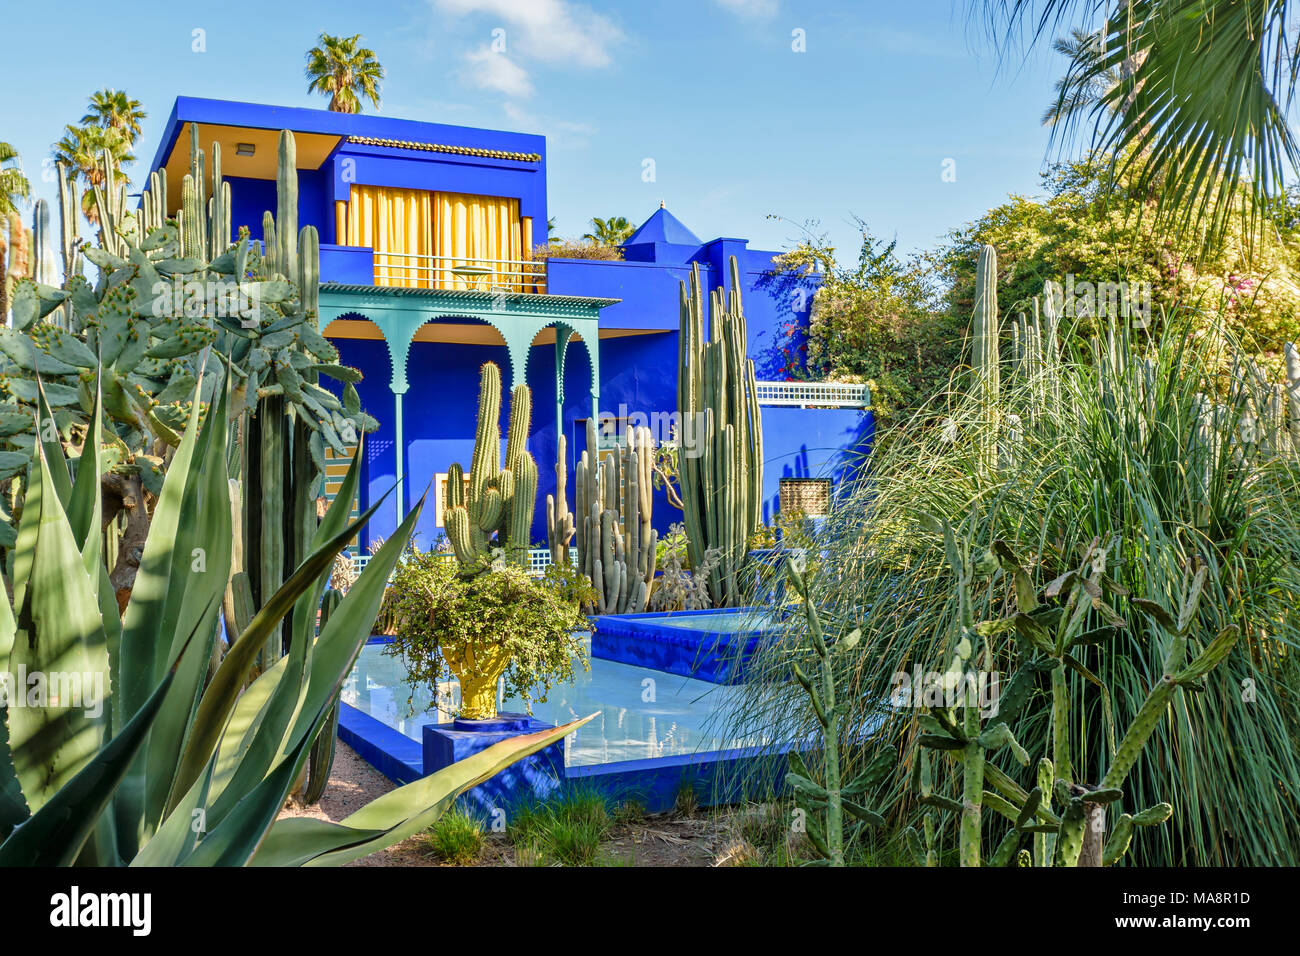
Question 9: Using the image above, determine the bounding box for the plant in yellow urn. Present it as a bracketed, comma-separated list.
[384, 552, 589, 720]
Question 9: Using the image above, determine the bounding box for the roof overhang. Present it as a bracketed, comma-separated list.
[158, 123, 342, 212]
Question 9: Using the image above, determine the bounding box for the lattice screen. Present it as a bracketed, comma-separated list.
[779, 478, 832, 517]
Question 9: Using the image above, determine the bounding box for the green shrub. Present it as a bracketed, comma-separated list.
[385, 552, 589, 714]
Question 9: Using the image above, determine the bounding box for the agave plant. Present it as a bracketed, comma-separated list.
[0, 371, 589, 865]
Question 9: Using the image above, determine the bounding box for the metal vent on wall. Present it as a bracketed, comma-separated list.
[779, 478, 832, 517]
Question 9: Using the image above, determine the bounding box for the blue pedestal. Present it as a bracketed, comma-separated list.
[422, 713, 565, 818]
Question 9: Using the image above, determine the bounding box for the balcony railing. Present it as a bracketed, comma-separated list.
[754, 380, 871, 408]
[373, 252, 547, 294]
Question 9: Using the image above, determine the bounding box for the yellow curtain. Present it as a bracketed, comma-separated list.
[340, 185, 522, 290]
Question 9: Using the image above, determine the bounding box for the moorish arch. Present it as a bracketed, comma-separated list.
[318, 283, 616, 523]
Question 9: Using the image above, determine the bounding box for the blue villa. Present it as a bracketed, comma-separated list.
[143, 97, 873, 552]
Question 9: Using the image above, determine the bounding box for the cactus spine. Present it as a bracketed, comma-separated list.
[676, 257, 762, 606]
[575, 418, 657, 613]
[445, 361, 537, 569]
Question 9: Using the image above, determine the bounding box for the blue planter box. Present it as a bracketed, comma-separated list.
[422, 713, 565, 817]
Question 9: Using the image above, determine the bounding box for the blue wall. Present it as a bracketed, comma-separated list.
[144, 97, 866, 547]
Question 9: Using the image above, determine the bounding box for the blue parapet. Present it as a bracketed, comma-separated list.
[590, 607, 777, 684]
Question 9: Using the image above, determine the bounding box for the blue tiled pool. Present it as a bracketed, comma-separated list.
[341, 635, 770, 767]
[338, 608, 794, 811]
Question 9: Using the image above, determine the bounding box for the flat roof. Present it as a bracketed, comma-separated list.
[147, 96, 547, 206]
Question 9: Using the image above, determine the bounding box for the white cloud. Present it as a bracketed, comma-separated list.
[461, 46, 535, 98]
[435, 0, 623, 68]
[714, 0, 778, 18]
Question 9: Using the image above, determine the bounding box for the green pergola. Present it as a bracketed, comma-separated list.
[319, 284, 619, 520]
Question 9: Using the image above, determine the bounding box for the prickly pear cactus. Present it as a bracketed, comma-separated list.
[0, 124, 376, 625]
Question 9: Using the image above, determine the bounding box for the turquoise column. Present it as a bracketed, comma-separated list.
[554, 325, 573, 442]
[392, 385, 407, 523]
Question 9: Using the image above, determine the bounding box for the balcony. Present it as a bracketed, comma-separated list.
[754, 380, 871, 408]
[319, 245, 547, 294]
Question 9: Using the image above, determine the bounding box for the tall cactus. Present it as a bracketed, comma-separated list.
[676, 257, 762, 607]
[972, 244, 1001, 473]
[445, 361, 537, 570]
[575, 418, 657, 613]
[547, 432, 575, 566]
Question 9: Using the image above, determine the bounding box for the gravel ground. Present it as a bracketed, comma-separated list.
[275, 742, 755, 867]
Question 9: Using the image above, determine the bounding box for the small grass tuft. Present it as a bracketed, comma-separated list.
[673, 779, 699, 818]
[426, 808, 485, 865]
[505, 786, 614, 866]
[612, 798, 647, 826]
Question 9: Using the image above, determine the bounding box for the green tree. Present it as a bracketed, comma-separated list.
[1041, 28, 1122, 127]
[52, 123, 134, 226]
[935, 156, 1300, 376]
[305, 33, 384, 113]
[0, 142, 29, 217]
[583, 215, 634, 246]
[80, 89, 146, 143]
[773, 219, 960, 423]
[979, 0, 1300, 246]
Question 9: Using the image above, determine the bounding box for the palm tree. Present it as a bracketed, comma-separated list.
[305, 33, 384, 113]
[52, 124, 133, 225]
[982, 0, 1300, 245]
[1041, 28, 1123, 128]
[81, 89, 146, 144]
[583, 215, 635, 246]
[0, 142, 30, 218]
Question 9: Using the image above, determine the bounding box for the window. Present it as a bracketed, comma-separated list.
[335, 185, 537, 291]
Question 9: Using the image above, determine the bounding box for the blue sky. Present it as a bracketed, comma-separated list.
[1, 0, 1082, 261]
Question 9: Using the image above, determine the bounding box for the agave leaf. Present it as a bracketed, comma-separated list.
[113, 374, 208, 854]
[0, 576, 25, 841]
[182, 702, 332, 867]
[254, 714, 596, 867]
[142, 380, 233, 829]
[65, 380, 104, 583]
[288, 438, 365, 660]
[5, 436, 109, 815]
[0, 616, 205, 867]
[206, 490, 426, 826]
[172, 486, 395, 810]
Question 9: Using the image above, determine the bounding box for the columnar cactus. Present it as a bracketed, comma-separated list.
[575, 418, 657, 613]
[676, 257, 762, 606]
[972, 244, 1001, 472]
[445, 361, 537, 570]
[546, 432, 575, 566]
